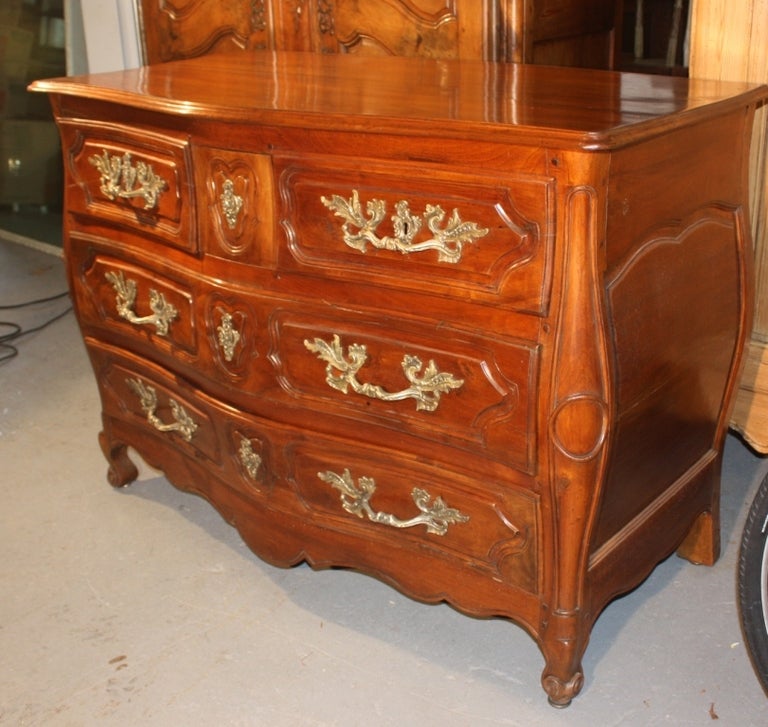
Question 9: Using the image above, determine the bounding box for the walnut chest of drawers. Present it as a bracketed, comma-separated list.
[31, 52, 767, 706]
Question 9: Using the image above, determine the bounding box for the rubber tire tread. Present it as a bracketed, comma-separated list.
[738, 470, 768, 696]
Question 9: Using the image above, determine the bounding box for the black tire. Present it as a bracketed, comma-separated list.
[738, 470, 768, 696]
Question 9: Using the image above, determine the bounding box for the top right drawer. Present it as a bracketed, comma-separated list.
[275, 156, 555, 315]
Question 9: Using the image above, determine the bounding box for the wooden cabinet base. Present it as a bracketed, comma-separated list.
[30, 51, 767, 705]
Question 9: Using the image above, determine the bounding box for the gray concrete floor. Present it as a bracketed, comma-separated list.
[1, 235, 768, 725]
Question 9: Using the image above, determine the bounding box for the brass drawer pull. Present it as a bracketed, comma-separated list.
[318, 468, 470, 536]
[304, 334, 464, 412]
[238, 436, 262, 479]
[105, 270, 178, 336]
[89, 149, 167, 210]
[219, 178, 244, 229]
[321, 189, 488, 263]
[216, 310, 241, 361]
[127, 377, 198, 442]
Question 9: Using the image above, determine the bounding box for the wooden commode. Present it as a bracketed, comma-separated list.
[31, 52, 767, 706]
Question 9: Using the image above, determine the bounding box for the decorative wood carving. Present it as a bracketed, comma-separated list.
[138, 0, 620, 66]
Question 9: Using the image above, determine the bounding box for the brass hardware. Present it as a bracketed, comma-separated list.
[251, 0, 267, 31]
[89, 149, 167, 210]
[318, 468, 470, 536]
[127, 378, 198, 441]
[219, 178, 243, 229]
[320, 189, 488, 263]
[317, 0, 334, 34]
[216, 311, 241, 361]
[304, 334, 463, 412]
[238, 436, 262, 479]
[105, 270, 178, 336]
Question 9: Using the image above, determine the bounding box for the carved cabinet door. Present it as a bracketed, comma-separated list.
[273, 0, 500, 59]
[138, 0, 619, 67]
[139, 0, 275, 63]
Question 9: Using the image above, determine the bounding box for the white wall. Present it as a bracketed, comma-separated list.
[65, 0, 142, 74]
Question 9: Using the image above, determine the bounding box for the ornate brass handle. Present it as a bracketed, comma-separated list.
[216, 310, 241, 361]
[304, 334, 463, 412]
[320, 189, 488, 263]
[89, 149, 167, 210]
[318, 468, 469, 536]
[105, 270, 178, 336]
[127, 378, 198, 442]
[238, 436, 262, 479]
[219, 178, 244, 229]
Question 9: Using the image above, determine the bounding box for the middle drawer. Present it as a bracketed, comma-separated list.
[271, 308, 538, 474]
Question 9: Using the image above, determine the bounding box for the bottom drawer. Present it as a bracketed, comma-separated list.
[285, 441, 540, 595]
[89, 339, 273, 497]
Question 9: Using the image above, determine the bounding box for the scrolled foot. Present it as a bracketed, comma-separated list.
[542, 670, 584, 708]
[99, 431, 138, 487]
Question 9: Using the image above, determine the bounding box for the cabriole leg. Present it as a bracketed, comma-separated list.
[98, 430, 138, 488]
[539, 613, 587, 707]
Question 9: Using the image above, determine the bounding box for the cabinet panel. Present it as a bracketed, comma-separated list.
[138, 0, 619, 67]
[690, 0, 768, 452]
[138, 0, 274, 63]
[278, 0, 466, 58]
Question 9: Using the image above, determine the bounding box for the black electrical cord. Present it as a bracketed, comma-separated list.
[0, 290, 70, 309]
[0, 291, 73, 364]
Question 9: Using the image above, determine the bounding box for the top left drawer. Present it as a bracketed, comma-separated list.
[58, 120, 196, 253]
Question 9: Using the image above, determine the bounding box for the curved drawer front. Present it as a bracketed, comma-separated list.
[270, 307, 538, 473]
[75, 247, 197, 354]
[59, 119, 196, 252]
[69, 235, 274, 396]
[286, 441, 540, 594]
[90, 342, 274, 495]
[276, 156, 554, 314]
[98, 354, 219, 462]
